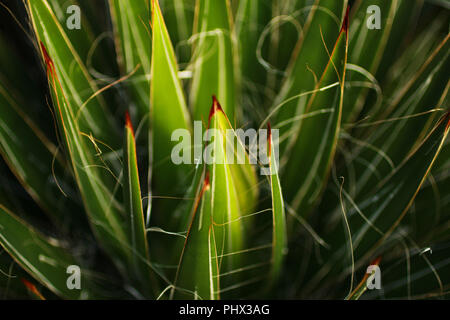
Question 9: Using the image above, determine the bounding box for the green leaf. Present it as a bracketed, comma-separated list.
[36, 37, 136, 288]
[150, 0, 192, 198]
[27, 2, 142, 279]
[0, 83, 77, 223]
[205, 98, 244, 272]
[373, 0, 431, 82]
[110, 0, 151, 118]
[211, 96, 259, 220]
[0, 205, 90, 299]
[174, 98, 259, 299]
[407, 163, 450, 243]
[322, 112, 450, 291]
[0, 251, 32, 299]
[346, 34, 450, 198]
[27, 0, 120, 148]
[159, 0, 195, 63]
[366, 242, 450, 299]
[190, 0, 237, 122]
[172, 170, 220, 299]
[264, 0, 309, 82]
[123, 113, 155, 296]
[47, 0, 98, 65]
[355, 6, 448, 123]
[307, 33, 450, 296]
[235, 0, 271, 87]
[343, 0, 403, 122]
[272, 0, 347, 146]
[267, 124, 287, 285]
[277, 6, 349, 216]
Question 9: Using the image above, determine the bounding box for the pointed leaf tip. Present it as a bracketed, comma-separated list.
[209, 95, 224, 123]
[21, 278, 45, 300]
[371, 256, 382, 266]
[39, 41, 53, 73]
[204, 170, 210, 188]
[125, 111, 135, 137]
[267, 122, 272, 156]
[125, 110, 132, 127]
[341, 5, 350, 33]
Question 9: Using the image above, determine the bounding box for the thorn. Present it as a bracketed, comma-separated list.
[341, 4, 350, 33]
[370, 256, 382, 266]
[125, 111, 135, 137]
[267, 122, 272, 157]
[21, 278, 45, 300]
[208, 95, 224, 123]
[39, 41, 53, 75]
[204, 170, 210, 188]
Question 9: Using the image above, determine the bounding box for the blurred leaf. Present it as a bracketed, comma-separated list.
[272, 0, 347, 149]
[321, 112, 449, 293]
[407, 167, 450, 243]
[110, 0, 151, 118]
[235, 0, 271, 87]
[267, 124, 287, 285]
[0, 205, 89, 299]
[27, 0, 120, 148]
[364, 242, 450, 299]
[159, 0, 195, 63]
[0, 83, 77, 223]
[278, 6, 349, 216]
[190, 0, 237, 122]
[265, 0, 309, 82]
[344, 0, 402, 122]
[345, 34, 449, 198]
[0, 251, 31, 299]
[347, 256, 381, 300]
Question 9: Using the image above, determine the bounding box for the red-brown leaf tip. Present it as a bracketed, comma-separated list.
[204, 170, 210, 188]
[125, 111, 135, 137]
[125, 111, 132, 127]
[341, 4, 350, 33]
[21, 278, 45, 300]
[371, 256, 382, 266]
[39, 41, 54, 74]
[209, 95, 224, 123]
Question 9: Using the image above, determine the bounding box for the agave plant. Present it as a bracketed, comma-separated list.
[0, 0, 449, 300]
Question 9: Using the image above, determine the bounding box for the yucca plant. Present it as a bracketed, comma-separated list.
[0, 0, 449, 300]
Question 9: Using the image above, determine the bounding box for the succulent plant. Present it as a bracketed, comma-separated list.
[0, 0, 449, 300]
